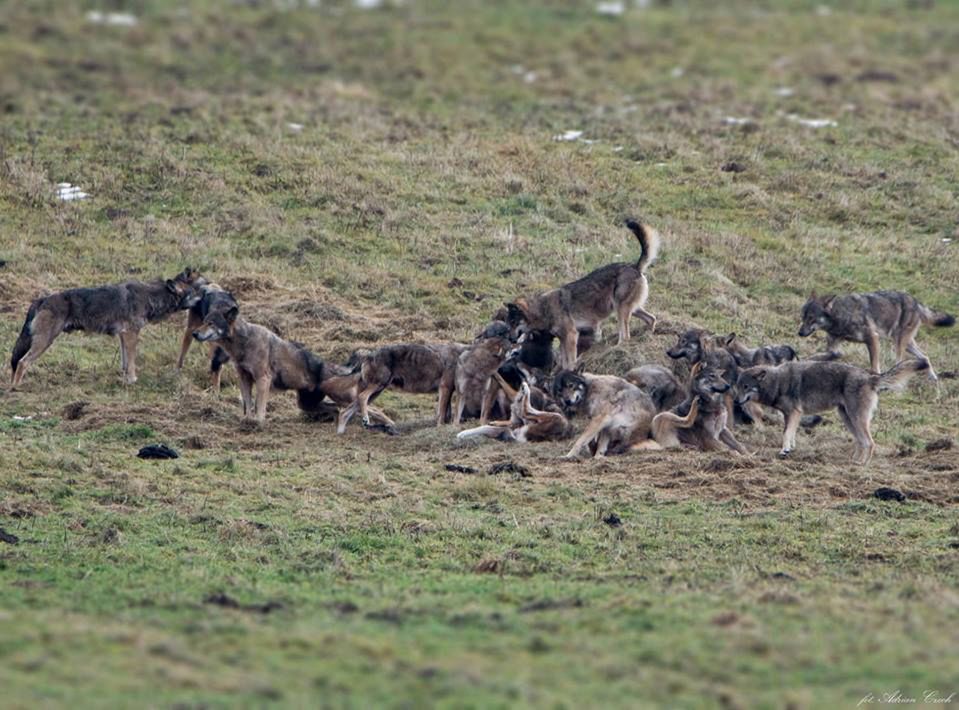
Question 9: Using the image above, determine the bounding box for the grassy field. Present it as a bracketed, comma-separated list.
[2, 0, 958, 707]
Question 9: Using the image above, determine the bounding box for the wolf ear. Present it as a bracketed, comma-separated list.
[225, 306, 239, 323]
[689, 361, 704, 379]
[724, 332, 737, 347]
[166, 279, 178, 293]
[821, 295, 836, 309]
[753, 369, 767, 381]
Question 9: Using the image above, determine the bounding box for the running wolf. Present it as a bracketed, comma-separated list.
[798, 290, 954, 379]
[734, 358, 929, 464]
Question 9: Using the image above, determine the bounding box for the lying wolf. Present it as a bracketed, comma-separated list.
[735, 358, 929, 464]
[11, 268, 203, 387]
[192, 306, 325, 424]
[798, 290, 954, 380]
[505, 219, 660, 369]
[457, 380, 571, 444]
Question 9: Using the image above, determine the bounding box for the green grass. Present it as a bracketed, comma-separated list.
[1, 0, 959, 707]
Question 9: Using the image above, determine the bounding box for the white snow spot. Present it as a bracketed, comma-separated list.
[596, 2, 625, 16]
[654, 163, 668, 168]
[773, 86, 794, 97]
[613, 146, 624, 152]
[56, 183, 89, 201]
[287, 122, 304, 132]
[355, 0, 382, 7]
[942, 238, 952, 244]
[580, 138, 599, 145]
[786, 114, 837, 128]
[553, 130, 584, 142]
[86, 11, 138, 27]
[12, 415, 33, 421]
[670, 66, 685, 78]
[523, 71, 537, 84]
[723, 116, 754, 126]
[816, 5, 832, 15]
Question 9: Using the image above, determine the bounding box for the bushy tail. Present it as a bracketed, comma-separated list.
[876, 358, 930, 392]
[10, 300, 40, 380]
[919, 303, 955, 328]
[624, 219, 661, 273]
[294, 347, 328, 413]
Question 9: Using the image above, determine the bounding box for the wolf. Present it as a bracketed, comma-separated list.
[667, 328, 743, 420]
[191, 306, 325, 424]
[650, 363, 747, 454]
[735, 358, 930, 464]
[11, 268, 203, 387]
[798, 290, 954, 379]
[345, 342, 466, 429]
[719, 333, 797, 368]
[297, 362, 396, 434]
[624, 364, 686, 412]
[505, 219, 660, 369]
[457, 380, 571, 443]
[176, 282, 238, 391]
[453, 321, 514, 424]
[552, 367, 663, 458]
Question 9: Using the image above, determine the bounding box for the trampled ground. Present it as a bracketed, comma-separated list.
[1, 1, 958, 707]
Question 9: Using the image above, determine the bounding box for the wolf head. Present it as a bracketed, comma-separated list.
[667, 329, 708, 362]
[690, 363, 731, 400]
[193, 305, 238, 342]
[551, 366, 588, 412]
[734, 367, 767, 406]
[798, 294, 835, 337]
[168, 267, 205, 309]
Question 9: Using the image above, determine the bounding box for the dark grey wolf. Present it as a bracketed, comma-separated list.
[505, 220, 660, 369]
[552, 367, 661, 458]
[11, 268, 203, 387]
[191, 306, 325, 424]
[177, 282, 238, 391]
[453, 321, 514, 424]
[798, 290, 954, 379]
[719, 333, 797, 368]
[667, 328, 743, 421]
[735, 358, 929, 464]
[624, 364, 685, 412]
[345, 342, 466, 429]
[457, 380, 571, 443]
[650, 362, 747, 454]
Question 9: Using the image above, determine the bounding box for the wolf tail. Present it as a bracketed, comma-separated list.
[625, 219, 661, 273]
[876, 358, 930, 392]
[296, 386, 327, 413]
[11, 299, 41, 380]
[918, 303, 955, 328]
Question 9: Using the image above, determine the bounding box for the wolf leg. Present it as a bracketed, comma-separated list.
[780, 410, 802, 456]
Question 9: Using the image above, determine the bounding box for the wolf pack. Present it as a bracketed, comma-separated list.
[9, 220, 955, 465]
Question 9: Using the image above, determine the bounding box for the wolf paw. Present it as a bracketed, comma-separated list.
[778, 448, 792, 459]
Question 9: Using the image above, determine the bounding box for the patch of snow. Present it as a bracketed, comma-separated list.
[786, 114, 837, 128]
[670, 66, 685, 78]
[613, 146, 624, 152]
[56, 183, 89, 201]
[816, 5, 832, 16]
[12, 415, 33, 421]
[773, 86, 794, 97]
[86, 11, 138, 26]
[355, 0, 382, 7]
[596, 2, 625, 16]
[287, 122, 304, 132]
[722, 116, 754, 126]
[553, 130, 584, 142]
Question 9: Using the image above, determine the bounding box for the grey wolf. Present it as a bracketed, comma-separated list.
[505, 219, 660, 369]
[624, 364, 685, 412]
[650, 363, 747, 454]
[11, 268, 203, 387]
[453, 321, 514, 424]
[176, 282, 238, 391]
[191, 306, 325, 424]
[735, 358, 929, 464]
[457, 379, 571, 443]
[346, 342, 466, 429]
[552, 367, 661, 458]
[719, 333, 797, 368]
[798, 290, 954, 379]
[667, 328, 743, 421]
[298, 362, 396, 434]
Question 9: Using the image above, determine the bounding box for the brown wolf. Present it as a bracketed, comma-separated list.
[798, 290, 954, 379]
[176, 282, 237, 391]
[650, 363, 747, 454]
[735, 358, 929, 464]
[505, 220, 660, 369]
[453, 321, 514, 424]
[11, 268, 203, 387]
[552, 367, 662, 458]
[298, 362, 396, 434]
[345, 342, 466, 429]
[456, 379, 571, 443]
[624, 364, 686, 412]
[191, 306, 325, 424]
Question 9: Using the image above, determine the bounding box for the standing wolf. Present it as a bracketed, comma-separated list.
[11, 268, 203, 387]
[798, 291, 954, 380]
[505, 219, 660, 369]
[735, 358, 929, 464]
